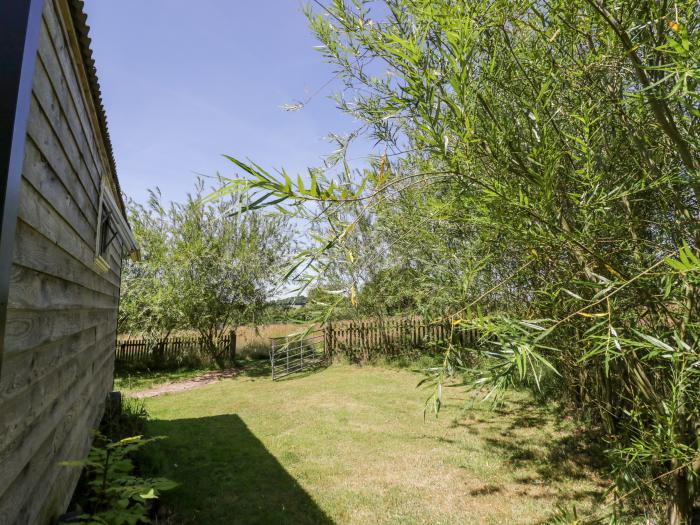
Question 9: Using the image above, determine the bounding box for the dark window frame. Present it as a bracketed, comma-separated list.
[98, 203, 118, 258]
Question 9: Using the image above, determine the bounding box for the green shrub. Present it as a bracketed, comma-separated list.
[61, 433, 176, 525]
[100, 397, 149, 442]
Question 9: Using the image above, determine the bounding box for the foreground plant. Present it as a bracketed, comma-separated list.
[215, 0, 699, 521]
[62, 433, 176, 525]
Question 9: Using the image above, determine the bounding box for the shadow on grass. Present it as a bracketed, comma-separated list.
[451, 396, 608, 522]
[240, 359, 330, 382]
[273, 360, 331, 382]
[485, 398, 607, 481]
[144, 414, 334, 524]
[240, 358, 272, 378]
[506, 409, 606, 509]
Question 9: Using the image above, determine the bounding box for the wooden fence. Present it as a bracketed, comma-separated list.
[115, 332, 236, 365]
[323, 317, 479, 362]
[115, 317, 479, 367]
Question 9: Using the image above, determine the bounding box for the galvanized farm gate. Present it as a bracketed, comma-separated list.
[269, 329, 326, 380]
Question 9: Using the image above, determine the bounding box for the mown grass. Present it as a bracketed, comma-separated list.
[138, 365, 609, 524]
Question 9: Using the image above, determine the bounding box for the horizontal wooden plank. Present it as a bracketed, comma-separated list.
[41, 0, 103, 192]
[0, 329, 116, 420]
[22, 136, 96, 250]
[0, 326, 101, 403]
[26, 57, 98, 224]
[8, 264, 117, 311]
[12, 219, 118, 298]
[17, 178, 121, 288]
[0, 331, 97, 454]
[0, 352, 112, 521]
[29, 385, 106, 524]
[19, 365, 109, 525]
[25, 92, 98, 218]
[4, 306, 116, 356]
[35, 17, 104, 191]
[0, 1, 125, 522]
[0, 334, 113, 487]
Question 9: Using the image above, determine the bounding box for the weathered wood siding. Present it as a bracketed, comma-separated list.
[0, 1, 129, 523]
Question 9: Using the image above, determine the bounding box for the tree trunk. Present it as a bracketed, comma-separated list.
[200, 329, 224, 369]
[668, 466, 692, 525]
[229, 330, 237, 365]
[153, 330, 172, 367]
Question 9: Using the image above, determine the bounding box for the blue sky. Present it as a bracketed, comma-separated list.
[84, 0, 371, 205]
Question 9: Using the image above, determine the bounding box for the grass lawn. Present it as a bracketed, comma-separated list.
[139, 365, 608, 524]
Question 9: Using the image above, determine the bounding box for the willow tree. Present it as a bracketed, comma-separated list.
[221, 1, 699, 521]
[121, 179, 292, 366]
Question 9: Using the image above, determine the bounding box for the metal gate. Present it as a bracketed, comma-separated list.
[269, 329, 325, 380]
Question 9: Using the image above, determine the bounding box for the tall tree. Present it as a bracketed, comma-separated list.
[220, 0, 700, 520]
[120, 179, 292, 366]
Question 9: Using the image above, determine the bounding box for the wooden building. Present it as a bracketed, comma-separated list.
[0, 1, 137, 523]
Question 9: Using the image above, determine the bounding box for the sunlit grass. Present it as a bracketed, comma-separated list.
[139, 365, 609, 524]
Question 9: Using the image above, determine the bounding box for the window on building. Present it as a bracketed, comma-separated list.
[98, 204, 118, 258]
[92, 176, 137, 273]
[94, 179, 120, 273]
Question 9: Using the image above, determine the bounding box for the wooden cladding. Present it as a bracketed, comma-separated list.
[0, 1, 131, 523]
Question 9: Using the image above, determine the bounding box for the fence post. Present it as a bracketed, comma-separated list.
[324, 322, 332, 360]
[362, 322, 368, 362]
[270, 338, 276, 380]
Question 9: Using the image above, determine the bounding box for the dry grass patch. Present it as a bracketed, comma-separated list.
[139, 365, 609, 524]
[234, 322, 313, 358]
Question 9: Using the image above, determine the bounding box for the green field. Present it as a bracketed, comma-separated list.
[140, 365, 607, 524]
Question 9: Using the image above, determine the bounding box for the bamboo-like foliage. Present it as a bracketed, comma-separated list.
[217, 1, 699, 521]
